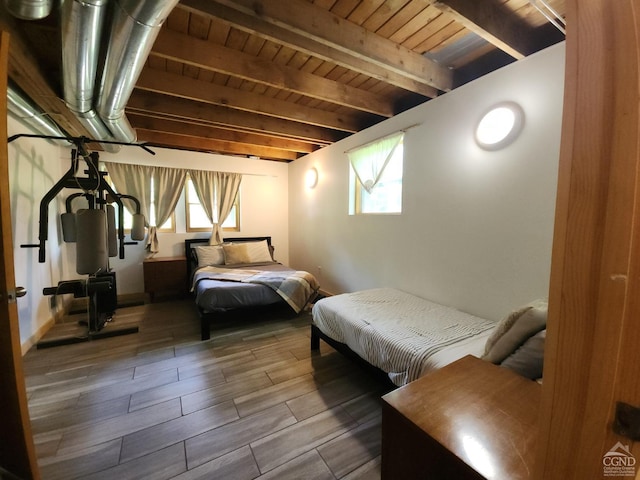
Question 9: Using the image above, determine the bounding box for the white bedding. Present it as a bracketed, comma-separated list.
[312, 288, 495, 386]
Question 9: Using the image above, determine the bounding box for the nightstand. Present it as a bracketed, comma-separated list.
[143, 256, 187, 302]
[381, 355, 541, 479]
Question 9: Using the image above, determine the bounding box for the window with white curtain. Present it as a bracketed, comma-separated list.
[108, 176, 174, 232]
[348, 131, 404, 214]
[185, 177, 240, 232]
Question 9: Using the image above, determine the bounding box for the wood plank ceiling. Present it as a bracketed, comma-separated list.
[1, 0, 565, 162]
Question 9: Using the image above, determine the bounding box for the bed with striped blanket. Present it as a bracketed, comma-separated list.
[311, 288, 496, 386]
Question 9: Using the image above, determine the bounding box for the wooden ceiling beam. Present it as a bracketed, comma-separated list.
[127, 113, 316, 154]
[152, 28, 395, 117]
[432, 0, 538, 59]
[204, 0, 453, 90]
[127, 90, 343, 145]
[136, 67, 378, 133]
[177, 0, 444, 97]
[136, 129, 298, 162]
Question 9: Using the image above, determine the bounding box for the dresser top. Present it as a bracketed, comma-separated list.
[382, 355, 541, 480]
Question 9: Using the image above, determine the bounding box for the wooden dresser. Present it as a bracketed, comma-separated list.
[143, 256, 187, 302]
[381, 355, 541, 479]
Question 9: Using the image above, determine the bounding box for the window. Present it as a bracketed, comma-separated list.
[348, 132, 404, 214]
[107, 176, 174, 233]
[185, 177, 240, 232]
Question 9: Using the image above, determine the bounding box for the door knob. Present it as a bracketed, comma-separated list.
[6, 287, 27, 303]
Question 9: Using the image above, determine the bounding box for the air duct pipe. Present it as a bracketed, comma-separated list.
[3, 0, 52, 20]
[7, 81, 67, 140]
[97, 0, 179, 143]
[60, 0, 120, 152]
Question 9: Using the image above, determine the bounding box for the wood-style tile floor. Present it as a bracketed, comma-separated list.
[22, 298, 390, 479]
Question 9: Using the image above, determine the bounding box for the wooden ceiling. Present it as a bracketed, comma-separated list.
[1, 0, 565, 162]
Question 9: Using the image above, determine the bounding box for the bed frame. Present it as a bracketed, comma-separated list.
[186, 236, 289, 341]
[311, 324, 396, 390]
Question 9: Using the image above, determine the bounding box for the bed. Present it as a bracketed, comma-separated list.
[186, 237, 319, 341]
[311, 288, 548, 387]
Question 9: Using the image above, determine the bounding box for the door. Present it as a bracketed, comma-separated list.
[534, 1, 640, 478]
[0, 30, 40, 480]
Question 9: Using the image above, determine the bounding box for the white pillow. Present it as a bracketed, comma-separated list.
[501, 329, 546, 379]
[195, 245, 224, 267]
[223, 240, 273, 265]
[482, 299, 547, 364]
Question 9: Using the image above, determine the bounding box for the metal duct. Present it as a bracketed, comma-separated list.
[7, 81, 67, 140]
[3, 0, 52, 20]
[60, 0, 120, 152]
[97, 0, 179, 143]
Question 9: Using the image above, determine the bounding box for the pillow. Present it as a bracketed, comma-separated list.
[223, 240, 273, 265]
[501, 329, 546, 380]
[482, 299, 547, 364]
[195, 245, 225, 267]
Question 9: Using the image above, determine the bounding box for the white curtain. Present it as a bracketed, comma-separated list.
[105, 162, 185, 254]
[105, 161, 153, 225]
[347, 131, 404, 193]
[189, 170, 242, 245]
[148, 167, 186, 253]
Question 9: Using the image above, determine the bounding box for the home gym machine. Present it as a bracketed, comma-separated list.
[12, 134, 153, 348]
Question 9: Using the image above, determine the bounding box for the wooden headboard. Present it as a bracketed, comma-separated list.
[185, 236, 273, 287]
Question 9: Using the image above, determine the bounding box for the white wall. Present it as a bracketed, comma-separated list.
[8, 117, 74, 346]
[288, 43, 565, 322]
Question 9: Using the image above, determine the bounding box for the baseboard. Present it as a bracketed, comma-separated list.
[118, 292, 146, 307]
[21, 317, 54, 355]
[20, 297, 73, 356]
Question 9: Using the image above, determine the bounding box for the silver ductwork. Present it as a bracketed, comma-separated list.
[97, 0, 179, 143]
[61, 0, 120, 152]
[7, 81, 67, 140]
[3, 0, 52, 20]
[7, 0, 179, 149]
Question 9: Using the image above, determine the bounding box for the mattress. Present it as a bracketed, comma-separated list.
[193, 263, 291, 312]
[312, 287, 496, 386]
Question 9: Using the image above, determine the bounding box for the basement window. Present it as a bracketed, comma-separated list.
[348, 132, 404, 214]
[185, 177, 240, 232]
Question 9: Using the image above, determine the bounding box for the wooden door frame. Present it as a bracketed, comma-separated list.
[1, 3, 639, 479]
[0, 30, 40, 479]
[534, 1, 640, 478]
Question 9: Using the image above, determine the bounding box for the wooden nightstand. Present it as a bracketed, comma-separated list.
[381, 355, 541, 480]
[143, 256, 187, 302]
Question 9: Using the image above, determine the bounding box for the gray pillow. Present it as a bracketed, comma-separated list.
[482, 299, 547, 364]
[501, 329, 546, 379]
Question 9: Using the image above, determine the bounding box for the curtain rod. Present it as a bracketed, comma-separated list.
[344, 123, 422, 153]
[102, 160, 279, 178]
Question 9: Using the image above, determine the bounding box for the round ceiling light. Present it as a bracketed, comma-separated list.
[475, 102, 525, 151]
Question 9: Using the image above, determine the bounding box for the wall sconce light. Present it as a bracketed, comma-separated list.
[475, 102, 525, 151]
[305, 167, 318, 189]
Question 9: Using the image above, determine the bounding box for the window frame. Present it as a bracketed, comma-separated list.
[349, 133, 404, 215]
[185, 176, 241, 233]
